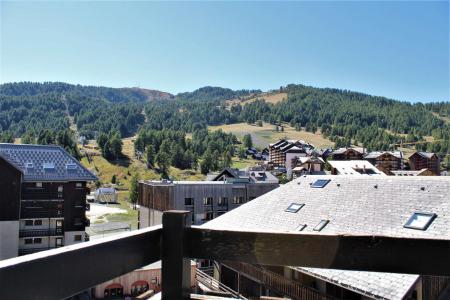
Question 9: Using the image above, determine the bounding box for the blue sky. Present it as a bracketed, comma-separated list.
[1, 1, 448, 102]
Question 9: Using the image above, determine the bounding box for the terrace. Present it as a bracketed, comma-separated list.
[1, 210, 449, 300]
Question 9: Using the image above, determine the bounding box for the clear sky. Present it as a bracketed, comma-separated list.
[1, 1, 449, 102]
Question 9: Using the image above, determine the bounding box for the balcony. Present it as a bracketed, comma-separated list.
[20, 209, 64, 219]
[19, 228, 63, 238]
[21, 192, 61, 200]
[1, 211, 449, 300]
[18, 247, 57, 256]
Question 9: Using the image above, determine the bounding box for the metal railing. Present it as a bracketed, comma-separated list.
[1, 210, 450, 300]
[196, 268, 247, 299]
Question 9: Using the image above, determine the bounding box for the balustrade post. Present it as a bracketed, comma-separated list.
[161, 210, 191, 300]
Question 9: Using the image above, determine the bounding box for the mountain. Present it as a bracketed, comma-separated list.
[0, 82, 448, 156]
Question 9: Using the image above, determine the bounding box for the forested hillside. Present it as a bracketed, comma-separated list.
[1, 82, 448, 157]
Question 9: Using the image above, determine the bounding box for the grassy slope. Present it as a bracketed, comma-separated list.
[226, 91, 288, 107]
[209, 122, 333, 149]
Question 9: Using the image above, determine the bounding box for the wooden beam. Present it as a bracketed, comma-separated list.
[0, 226, 162, 300]
[185, 227, 450, 276]
[162, 211, 192, 300]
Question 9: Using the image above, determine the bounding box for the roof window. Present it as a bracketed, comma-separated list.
[66, 163, 77, 170]
[285, 203, 304, 213]
[296, 224, 306, 231]
[43, 162, 55, 170]
[313, 220, 329, 231]
[311, 179, 331, 188]
[26, 163, 34, 169]
[404, 212, 436, 230]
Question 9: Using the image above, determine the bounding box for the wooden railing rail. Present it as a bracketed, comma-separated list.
[1, 211, 450, 300]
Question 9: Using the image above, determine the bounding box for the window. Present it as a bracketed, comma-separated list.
[218, 197, 228, 206]
[25, 220, 33, 226]
[314, 220, 329, 231]
[285, 203, 304, 213]
[233, 196, 245, 204]
[311, 179, 331, 188]
[24, 238, 33, 245]
[203, 197, 213, 205]
[404, 212, 437, 230]
[76, 183, 83, 188]
[203, 212, 213, 221]
[58, 186, 63, 193]
[35, 182, 42, 188]
[34, 238, 42, 244]
[74, 235, 82, 242]
[34, 220, 42, 226]
[184, 198, 194, 206]
[296, 224, 307, 231]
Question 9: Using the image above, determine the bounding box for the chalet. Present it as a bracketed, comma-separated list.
[331, 147, 365, 160]
[364, 151, 403, 175]
[328, 160, 385, 176]
[291, 156, 326, 178]
[138, 168, 279, 227]
[408, 152, 440, 175]
[95, 187, 118, 203]
[202, 176, 450, 300]
[269, 139, 313, 169]
[0, 143, 97, 259]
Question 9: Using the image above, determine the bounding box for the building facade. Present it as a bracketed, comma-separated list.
[0, 144, 97, 259]
[364, 151, 403, 175]
[408, 152, 440, 175]
[138, 168, 279, 227]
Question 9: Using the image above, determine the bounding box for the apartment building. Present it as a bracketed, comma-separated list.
[409, 152, 440, 175]
[0, 143, 97, 259]
[138, 168, 279, 227]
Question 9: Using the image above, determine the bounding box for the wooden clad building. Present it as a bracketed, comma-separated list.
[409, 152, 440, 175]
[364, 151, 403, 175]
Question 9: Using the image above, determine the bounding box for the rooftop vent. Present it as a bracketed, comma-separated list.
[285, 203, 304, 213]
[313, 220, 329, 231]
[311, 179, 331, 188]
[404, 212, 436, 230]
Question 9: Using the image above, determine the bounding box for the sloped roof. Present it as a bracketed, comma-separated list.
[333, 147, 365, 155]
[416, 152, 437, 159]
[391, 169, 429, 176]
[328, 160, 384, 176]
[0, 143, 97, 182]
[202, 175, 450, 299]
[364, 151, 403, 159]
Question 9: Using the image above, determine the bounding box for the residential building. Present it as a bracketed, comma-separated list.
[269, 139, 313, 168]
[409, 152, 440, 175]
[328, 160, 385, 176]
[364, 151, 403, 175]
[291, 156, 326, 178]
[331, 147, 365, 160]
[138, 168, 279, 227]
[202, 175, 450, 300]
[0, 143, 97, 259]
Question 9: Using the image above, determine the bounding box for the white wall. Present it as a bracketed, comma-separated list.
[0, 221, 19, 260]
[64, 231, 85, 245]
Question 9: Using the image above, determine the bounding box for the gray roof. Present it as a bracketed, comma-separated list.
[202, 175, 450, 299]
[416, 152, 437, 159]
[0, 143, 97, 182]
[333, 147, 365, 155]
[328, 160, 385, 176]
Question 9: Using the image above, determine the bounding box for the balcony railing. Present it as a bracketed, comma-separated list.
[21, 192, 61, 200]
[18, 247, 57, 256]
[20, 209, 64, 219]
[1, 211, 450, 300]
[19, 228, 64, 238]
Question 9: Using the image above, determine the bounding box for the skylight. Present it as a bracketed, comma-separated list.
[311, 179, 331, 188]
[404, 212, 436, 230]
[66, 163, 77, 170]
[285, 203, 304, 213]
[296, 224, 306, 231]
[43, 163, 55, 170]
[313, 220, 329, 231]
[26, 163, 34, 169]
